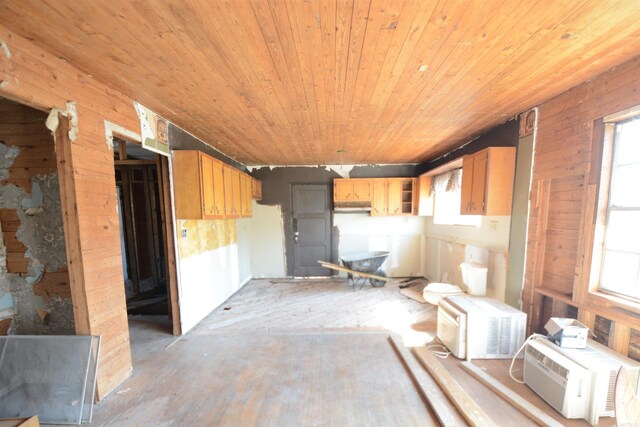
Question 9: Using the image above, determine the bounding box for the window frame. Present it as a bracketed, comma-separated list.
[585, 105, 640, 314]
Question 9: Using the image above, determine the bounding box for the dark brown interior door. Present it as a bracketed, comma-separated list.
[292, 184, 331, 277]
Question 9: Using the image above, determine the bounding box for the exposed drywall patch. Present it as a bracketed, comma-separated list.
[176, 219, 237, 259]
[0, 38, 11, 59]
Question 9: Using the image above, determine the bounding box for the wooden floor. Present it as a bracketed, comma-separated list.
[86, 279, 600, 426]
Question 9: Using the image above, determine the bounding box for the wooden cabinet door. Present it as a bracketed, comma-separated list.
[251, 177, 262, 200]
[460, 155, 475, 214]
[223, 165, 235, 216]
[352, 179, 371, 200]
[200, 155, 215, 217]
[231, 168, 242, 216]
[387, 179, 403, 215]
[211, 159, 225, 216]
[371, 179, 388, 216]
[471, 150, 488, 214]
[333, 179, 352, 201]
[240, 173, 252, 217]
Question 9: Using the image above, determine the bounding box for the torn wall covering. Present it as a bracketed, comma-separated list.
[0, 100, 73, 334]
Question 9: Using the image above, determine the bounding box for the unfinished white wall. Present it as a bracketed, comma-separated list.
[174, 219, 246, 333]
[236, 217, 253, 284]
[423, 216, 511, 300]
[334, 213, 425, 277]
[247, 202, 286, 278]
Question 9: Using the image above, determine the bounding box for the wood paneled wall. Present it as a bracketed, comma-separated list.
[523, 56, 640, 360]
[0, 25, 137, 398]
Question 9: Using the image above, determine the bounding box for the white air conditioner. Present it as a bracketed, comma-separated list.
[437, 295, 527, 359]
[524, 337, 640, 426]
[524, 337, 592, 420]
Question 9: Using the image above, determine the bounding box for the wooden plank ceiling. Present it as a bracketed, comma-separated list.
[1, 0, 639, 166]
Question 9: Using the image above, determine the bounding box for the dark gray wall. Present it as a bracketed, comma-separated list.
[251, 164, 418, 276]
[168, 124, 246, 171]
[417, 119, 519, 175]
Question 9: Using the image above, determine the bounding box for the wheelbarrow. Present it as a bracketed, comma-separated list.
[318, 251, 390, 289]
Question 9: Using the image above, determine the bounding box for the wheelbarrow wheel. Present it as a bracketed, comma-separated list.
[370, 270, 387, 287]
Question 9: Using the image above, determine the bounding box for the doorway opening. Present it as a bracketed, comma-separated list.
[113, 137, 172, 321]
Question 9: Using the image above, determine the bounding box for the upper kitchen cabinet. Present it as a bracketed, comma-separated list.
[251, 177, 262, 200]
[460, 147, 516, 215]
[371, 178, 416, 216]
[172, 150, 226, 219]
[333, 178, 372, 202]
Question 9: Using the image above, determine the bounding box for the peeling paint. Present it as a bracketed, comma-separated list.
[66, 102, 78, 141]
[0, 39, 11, 59]
[45, 108, 64, 132]
[0, 80, 8, 90]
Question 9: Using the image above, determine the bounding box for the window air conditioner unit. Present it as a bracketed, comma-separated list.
[437, 295, 527, 359]
[524, 336, 640, 426]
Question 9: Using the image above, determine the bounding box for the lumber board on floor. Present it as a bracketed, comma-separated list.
[388, 336, 465, 427]
[461, 362, 564, 427]
[413, 347, 497, 427]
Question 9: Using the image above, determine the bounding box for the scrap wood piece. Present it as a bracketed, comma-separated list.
[317, 261, 389, 282]
[460, 362, 564, 427]
[412, 347, 497, 427]
[388, 336, 465, 427]
[400, 285, 427, 303]
[0, 416, 40, 427]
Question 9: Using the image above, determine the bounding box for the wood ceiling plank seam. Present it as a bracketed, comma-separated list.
[463, 25, 640, 131]
[298, 0, 329, 153]
[338, 0, 373, 156]
[363, 0, 466, 161]
[379, 0, 538, 153]
[423, 6, 640, 160]
[320, 0, 337, 157]
[368, 0, 425, 106]
[392, 0, 597, 161]
[282, 0, 322, 145]
[396, 0, 584, 144]
[0, 33, 141, 130]
[182, 0, 292, 158]
[266, 0, 319, 146]
[349, 0, 419, 160]
[367, 0, 476, 159]
[448, 0, 632, 117]
[35, 0, 196, 121]
[0, 6, 146, 126]
[252, 0, 313, 148]
[410, 2, 604, 149]
[386, 0, 535, 134]
[344, 0, 404, 160]
[153, 3, 275, 163]
[333, 0, 355, 148]
[193, 0, 296, 162]
[215, 2, 299, 153]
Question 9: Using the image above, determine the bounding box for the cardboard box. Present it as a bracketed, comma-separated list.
[545, 317, 589, 349]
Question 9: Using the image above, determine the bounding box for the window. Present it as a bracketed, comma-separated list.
[598, 115, 640, 300]
[433, 169, 481, 227]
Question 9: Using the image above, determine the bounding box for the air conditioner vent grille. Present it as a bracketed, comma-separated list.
[487, 317, 512, 355]
[606, 370, 617, 412]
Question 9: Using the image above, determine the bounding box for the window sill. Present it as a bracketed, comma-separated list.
[586, 290, 640, 319]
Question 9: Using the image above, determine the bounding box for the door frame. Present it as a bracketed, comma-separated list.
[106, 122, 181, 335]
